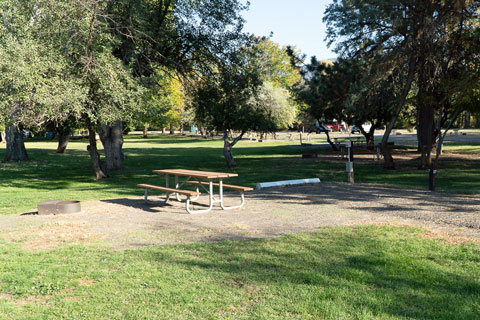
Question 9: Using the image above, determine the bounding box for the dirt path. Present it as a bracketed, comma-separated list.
[1, 182, 480, 250]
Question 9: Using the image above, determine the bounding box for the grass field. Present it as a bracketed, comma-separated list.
[1, 134, 480, 214]
[0, 226, 479, 319]
[0, 135, 480, 318]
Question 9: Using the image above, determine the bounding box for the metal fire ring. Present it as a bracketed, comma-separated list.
[37, 200, 82, 215]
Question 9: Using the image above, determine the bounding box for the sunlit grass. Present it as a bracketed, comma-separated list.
[0, 134, 479, 214]
[0, 226, 479, 319]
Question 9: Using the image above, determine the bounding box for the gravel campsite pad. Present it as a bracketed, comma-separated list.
[1, 182, 480, 250]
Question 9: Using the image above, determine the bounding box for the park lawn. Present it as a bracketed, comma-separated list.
[1, 134, 480, 214]
[0, 225, 478, 319]
[0, 135, 340, 215]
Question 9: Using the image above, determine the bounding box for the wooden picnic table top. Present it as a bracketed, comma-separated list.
[153, 169, 238, 179]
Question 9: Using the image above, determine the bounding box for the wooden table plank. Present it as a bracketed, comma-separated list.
[153, 169, 238, 179]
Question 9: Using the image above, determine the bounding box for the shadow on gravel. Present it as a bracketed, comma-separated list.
[249, 183, 480, 229]
[102, 198, 170, 213]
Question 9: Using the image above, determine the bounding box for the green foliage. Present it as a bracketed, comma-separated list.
[139, 70, 185, 129]
[0, 0, 143, 128]
[192, 48, 269, 134]
[346, 61, 398, 131]
[249, 38, 302, 89]
[297, 58, 354, 124]
[254, 82, 296, 130]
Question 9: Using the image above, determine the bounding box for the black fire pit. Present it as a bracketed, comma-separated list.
[37, 200, 81, 215]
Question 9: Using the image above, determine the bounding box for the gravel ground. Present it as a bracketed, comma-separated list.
[1, 182, 480, 250]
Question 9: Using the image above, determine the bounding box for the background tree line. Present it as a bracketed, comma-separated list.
[0, 0, 301, 175]
[292, 0, 480, 190]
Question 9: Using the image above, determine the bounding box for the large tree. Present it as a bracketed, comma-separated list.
[192, 47, 268, 168]
[0, 4, 85, 162]
[324, 0, 480, 173]
[296, 58, 355, 150]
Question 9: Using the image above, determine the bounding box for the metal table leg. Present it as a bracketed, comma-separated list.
[186, 180, 214, 214]
[219, 179, 246, 210]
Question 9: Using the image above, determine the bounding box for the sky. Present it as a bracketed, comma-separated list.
[241, 0, 337, 61]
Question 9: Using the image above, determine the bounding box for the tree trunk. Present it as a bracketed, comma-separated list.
[143, 125, 148, 138]
[324, 130, 338, 151]
[0, 131, 5, 144]
[465, 112, 471, 128]
[86, 119, 108, 180]
[223, 138, 236, 168]
[222, 130, 245, 168]
[416, 64, 436, 169]
[4, 124, 29, 162]
[360, 126, 375, 149]
[381, 56, 417, 169]
[56, 125, 71, 154]
[161, 127, 165, 134]
[180, 123, 184, 134]
[169, 123, 174, 135]
[99, 121, 124, 171]
[56, 134, 70, 154]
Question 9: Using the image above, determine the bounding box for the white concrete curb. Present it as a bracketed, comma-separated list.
[255, 178, 320, 190]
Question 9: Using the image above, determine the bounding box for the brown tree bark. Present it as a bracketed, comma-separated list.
[99, 121, 124, 171]
[223, 130, 245, 168]
[86, 119, 108, 180]
[324, 130, 338, 151]
[56, 125, 72, 154]
[4, 124, 28, 162]
[143, 125, 148, 138]
[359, 125, 376, 149]
[381, 57, 417, 169]
[416, 61, 436, 170]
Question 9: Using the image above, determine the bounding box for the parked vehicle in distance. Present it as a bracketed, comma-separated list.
[351, 126, 361, 134]
[308, 123, 332, 134]
[327, 122, 344, 132]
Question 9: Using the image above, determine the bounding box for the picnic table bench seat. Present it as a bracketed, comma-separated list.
[137, 184, 201, 197]
[138, 169, 250, 214]
[185, 181, 253, 191]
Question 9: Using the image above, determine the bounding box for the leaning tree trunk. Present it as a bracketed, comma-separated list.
[99, 121, 125, 171]
[4, 124, 28, 162]
[56, 125, 72, 154]
[381, 56, 417, 169]
[86, 119, 108, 180]
[360, 126, 375, 150]
[223, 130, 245, 168]
[223, 139, 236, 168]
[324, 130, 338, 151]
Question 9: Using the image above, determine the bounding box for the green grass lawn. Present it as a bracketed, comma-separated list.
[0, 225, 479, 319]
[0, 137, 479, 318]
[0, 134, 480, 214]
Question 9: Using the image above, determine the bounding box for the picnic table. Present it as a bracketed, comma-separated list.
[333, 137, 384, 161]
[137, 169, 253, 214]
[333, 136, 364, 146]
